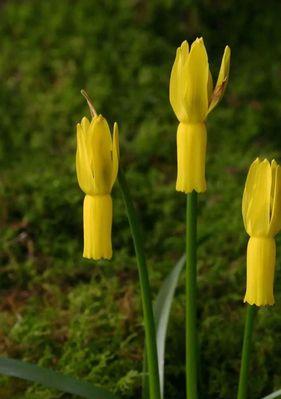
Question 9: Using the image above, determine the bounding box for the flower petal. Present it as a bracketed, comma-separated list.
[244, 237, 275, 306]
[268, 161, 281, 236]
[184, 38, 209, 123]
[82, 116, 96, 163]
[111, 122, 119, 189]
[169, 41, 189, 122]
[76, 123, 95, 195]
[242, 158, 260, 229]
[81, 116, 90, 131]
[208, 45, 231, 114]
[243, 159, 271, 236]
[207, 70, 213, 103]
[91, 115, 113, 194]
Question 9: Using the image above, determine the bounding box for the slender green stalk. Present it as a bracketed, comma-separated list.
[118, 169, 161, 399]
[186, 191, 198, 399]
[237, 304, 257, 399]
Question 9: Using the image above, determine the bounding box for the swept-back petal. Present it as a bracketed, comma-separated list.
[243, 159, 271, 236]
[180, 40, 189, 55]
[111, 122, 119, 189]
[242, 158, 260, 229]
[268, 161, 281, 236]
[91, 115, 113, 194]
[208, 45, 231, 114]
[82, 115, 97, 163]
[169, 41, 189, 122]
[76, 123, 95, 195]
[184, 38, 209, 123]
[207, 70, 213, 103]
[81, 116, 90, 132]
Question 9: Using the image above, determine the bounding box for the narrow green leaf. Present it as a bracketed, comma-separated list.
[262, 390, 281, 399]
[142, 233, 210, 399]
[0, 357, 118, 399]
[143, 255, 185, 399]
[154, 255, 186, 398]
[118, 169, 161, 399]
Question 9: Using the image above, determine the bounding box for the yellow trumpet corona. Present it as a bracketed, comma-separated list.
[169, 38, 231, 193]
[242, 158, 281, 306]
[76, 115, 119, 260]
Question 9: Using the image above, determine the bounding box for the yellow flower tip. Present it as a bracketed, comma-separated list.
[190, 37, 206, 51]
[81, 116, 89, 124]
[92, 114, 102, 123]
[91, 115, 110, 139]
[83, 253, 112, 261]
[243, 297, 275, 307]
[180, 40, 189, 53]
[191, 37, 205, 50]
[81, 116, 90, 132]
[224, 45, 231, 57]
[244, 297, 275, 306]
[176, 184, 206, 195]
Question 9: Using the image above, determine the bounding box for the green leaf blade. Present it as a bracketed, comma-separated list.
[143, 255, 185, 399]
[262, 390, 281, 399]
[0, 357, 118, 399]
[154, 255, 185, 398]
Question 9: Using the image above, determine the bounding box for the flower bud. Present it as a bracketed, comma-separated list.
[76, 114, 119, 260]
[242, 158, 281, 305]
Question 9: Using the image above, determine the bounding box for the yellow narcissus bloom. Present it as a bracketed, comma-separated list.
[76, 115, 119, 260]
[169, 37, 231, 193]
[242, 158, 281, 306]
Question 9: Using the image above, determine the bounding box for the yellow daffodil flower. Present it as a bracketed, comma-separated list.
[76, 113, 119, 260]
[170, 37, 231, 193]
[242, 158, 281, 306]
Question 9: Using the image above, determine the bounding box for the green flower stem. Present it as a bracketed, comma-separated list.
[118, 169, 161, 399]
[237, 304, 257, 399]
[186, 191, 198, 399]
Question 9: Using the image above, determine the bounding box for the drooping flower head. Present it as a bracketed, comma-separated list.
[242, 158, 281, 306]
[76, 92, 119, 260]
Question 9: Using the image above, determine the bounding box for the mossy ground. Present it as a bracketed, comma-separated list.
[1, 1, 281, 398]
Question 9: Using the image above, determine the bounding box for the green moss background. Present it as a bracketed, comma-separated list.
[1, 0, 281, 398]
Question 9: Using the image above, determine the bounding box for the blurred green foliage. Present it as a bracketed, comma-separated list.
[1, 0, 281, 398]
